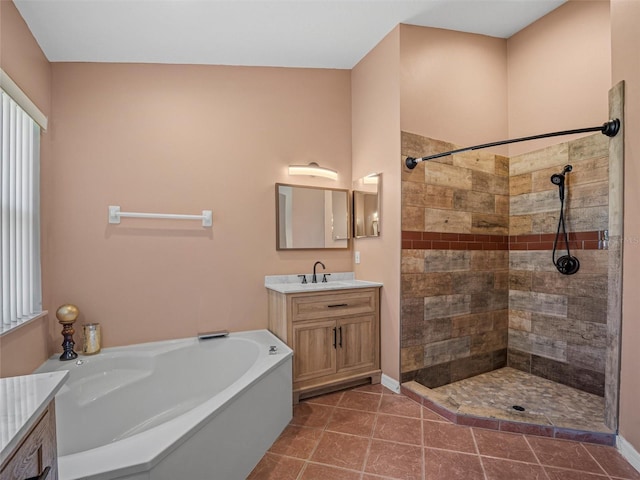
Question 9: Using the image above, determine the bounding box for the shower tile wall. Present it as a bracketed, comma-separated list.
[508, 134, 609, 396]
[400, 131, 610, 397]
[400, 131, 510, 387]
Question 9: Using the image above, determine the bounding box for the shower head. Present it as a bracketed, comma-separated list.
[550, 165, 573, 186]
[550, 165, 573, 200]
[550, 174, 564, 186]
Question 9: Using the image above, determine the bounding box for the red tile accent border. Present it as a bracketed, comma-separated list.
[401, 230, 604, 252]
[509, 231, 602, 251]
[401, 231, 509, 251]
[401, 385, 615, 446]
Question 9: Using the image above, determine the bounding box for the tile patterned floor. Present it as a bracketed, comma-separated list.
[431, 367, 608, 432]
[248, 384, 640, 480]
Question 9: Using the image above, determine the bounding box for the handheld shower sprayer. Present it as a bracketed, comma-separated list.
[551, 165, 579, 275]
[550, 174, 564, 186]
[550, 165, 572, 199]
[550, 165, 572, 182]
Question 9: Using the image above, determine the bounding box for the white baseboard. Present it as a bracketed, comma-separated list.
[381, 374, 400, 393]
[618, 435, 640, 474]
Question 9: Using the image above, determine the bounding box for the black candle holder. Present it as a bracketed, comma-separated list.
[57, 304, 79, 361]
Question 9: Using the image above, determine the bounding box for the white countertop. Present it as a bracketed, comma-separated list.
[265, 272, 383, 294]
[0, 370, 69, 466]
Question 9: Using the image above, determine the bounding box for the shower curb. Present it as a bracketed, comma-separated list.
[401, 382, 615, 446]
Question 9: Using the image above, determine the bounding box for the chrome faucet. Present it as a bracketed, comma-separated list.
[312, 261, 325, 283]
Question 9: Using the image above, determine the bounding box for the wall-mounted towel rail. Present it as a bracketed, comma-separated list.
[108, 206, 212, 227]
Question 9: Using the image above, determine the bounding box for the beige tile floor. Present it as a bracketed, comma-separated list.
[247, 383, 639, 480]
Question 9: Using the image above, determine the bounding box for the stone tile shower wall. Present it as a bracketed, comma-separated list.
[400, 132, 510, 387]
[508, 134, 609, 396]
[400, 131, 610, 397]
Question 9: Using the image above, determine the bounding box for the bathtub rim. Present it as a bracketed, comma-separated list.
[37, 329, 292, 480]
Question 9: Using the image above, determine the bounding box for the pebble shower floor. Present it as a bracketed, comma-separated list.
[429, 367, 609, 434]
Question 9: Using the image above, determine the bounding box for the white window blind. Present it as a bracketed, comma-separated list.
[0, 90, 42, 331]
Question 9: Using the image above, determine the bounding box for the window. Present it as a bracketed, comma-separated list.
[0, 90, 42, 333]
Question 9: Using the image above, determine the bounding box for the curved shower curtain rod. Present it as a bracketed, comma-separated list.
[405, 119, 620, 169]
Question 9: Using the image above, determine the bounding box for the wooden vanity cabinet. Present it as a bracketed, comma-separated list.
[268, 287, 381, 402]
[0, 401, 58, 480]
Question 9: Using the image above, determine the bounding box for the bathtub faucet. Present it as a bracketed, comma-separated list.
[198, 330, 229, 340]
[312, 261, 325, 283]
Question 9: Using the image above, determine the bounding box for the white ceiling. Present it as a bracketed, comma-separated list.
[14, 0, 567, 69]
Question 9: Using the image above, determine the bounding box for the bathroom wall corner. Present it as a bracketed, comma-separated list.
[352, 25, 402, 383]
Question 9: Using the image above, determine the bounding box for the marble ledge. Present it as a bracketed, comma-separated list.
[0, 370, 69, 465]
[265, 272, 382, 294]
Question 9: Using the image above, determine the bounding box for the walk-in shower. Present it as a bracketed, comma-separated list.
[399, 85, 624, 443]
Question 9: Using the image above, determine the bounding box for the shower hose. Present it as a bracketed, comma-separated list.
[551, 167, 580, 275]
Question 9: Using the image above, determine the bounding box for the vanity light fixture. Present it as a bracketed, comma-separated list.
[288, 162, 338, 180]
[363, 173, 379, 185]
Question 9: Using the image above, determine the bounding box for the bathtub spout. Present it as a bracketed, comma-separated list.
[198, 330, 229, 340]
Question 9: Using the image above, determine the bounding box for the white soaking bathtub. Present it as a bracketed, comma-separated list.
[35, 329, 293, 480]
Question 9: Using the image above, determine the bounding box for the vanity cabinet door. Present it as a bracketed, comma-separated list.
[292, 319, 337, 382]
[336, 314, 377, 374]
[0, 403, 58, 480]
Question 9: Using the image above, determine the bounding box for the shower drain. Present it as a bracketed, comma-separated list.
[512, 405, 526, 412]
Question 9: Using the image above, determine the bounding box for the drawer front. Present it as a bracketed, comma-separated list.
[292, 289, 377, 321]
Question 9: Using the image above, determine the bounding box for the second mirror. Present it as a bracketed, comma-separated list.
[353, 173, 381, 238]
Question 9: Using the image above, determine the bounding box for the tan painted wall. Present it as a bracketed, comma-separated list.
[507, 0, 611, 156]
[0, 1, 51, 117]
[611, 0, 640, 452]
[42, 63, 353, 351]
[0, 1, 52, 377]
[399, 24, 508, 152]
[351, 27, 402, 381]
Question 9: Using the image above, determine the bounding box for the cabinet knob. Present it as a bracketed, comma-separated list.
[25, 466, 51, 480]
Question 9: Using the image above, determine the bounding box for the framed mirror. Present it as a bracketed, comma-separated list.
[276, 183, 350, 250]
[353, 173, 381, 238]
